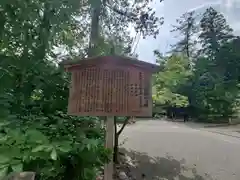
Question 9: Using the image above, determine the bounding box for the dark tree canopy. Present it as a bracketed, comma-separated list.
[154, 6, 240, 123]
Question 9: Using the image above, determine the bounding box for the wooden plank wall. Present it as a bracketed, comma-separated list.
[67, 65, 152, 116]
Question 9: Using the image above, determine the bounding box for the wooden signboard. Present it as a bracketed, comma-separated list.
[62, 55, 159, 180]
[63, 55, 159, 117]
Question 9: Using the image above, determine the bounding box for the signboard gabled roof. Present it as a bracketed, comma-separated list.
[60, 55, 160, 73]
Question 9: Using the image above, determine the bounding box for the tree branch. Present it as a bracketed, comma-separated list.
[105, 0, 138, 21]
[117, 116, 130, 136]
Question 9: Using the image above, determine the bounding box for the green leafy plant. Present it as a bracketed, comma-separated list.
[0, 113, 110, 180]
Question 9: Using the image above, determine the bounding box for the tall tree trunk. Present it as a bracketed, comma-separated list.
[88, 2, 101, 57]
[88, 2, 102, 126]
[186, 21, 191, 59]
[113, 117, 118, 163]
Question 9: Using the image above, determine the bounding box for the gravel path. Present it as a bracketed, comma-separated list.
[120, 120, 240, 180]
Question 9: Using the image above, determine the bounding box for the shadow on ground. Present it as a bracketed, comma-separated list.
[120, 148, 212, 180]
[166, 118, 239, 129]
[166, 120, 225, 130]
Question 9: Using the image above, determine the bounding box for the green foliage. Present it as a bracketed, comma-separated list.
[0, 113, 109, 180]
[0, 0, 110, 179]
[191, 7, 238, 120]
[160, 7, 240, 122]
[0, 54, 110, 180]
[171, 11, 198, 58]
[0, 0, 164, 178]
[199, 7, 234, 58]
[154, 55, 191, 108]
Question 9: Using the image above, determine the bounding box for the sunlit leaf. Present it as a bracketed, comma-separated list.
[0, 135, 8, 143]
[0, 166, 8, 178]
[11, 163, 23, 172]
[32, 145, 52, 153]
[26, 130, 49, 144]
[57, 142, 72, 153]
[50, 149, 57, 160]
[0, 156, 10, 164]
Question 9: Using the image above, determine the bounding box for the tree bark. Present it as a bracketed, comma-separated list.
[113, 116, 130, 164]
[88, 2, 101, 57]
[113, 116, 118, 163]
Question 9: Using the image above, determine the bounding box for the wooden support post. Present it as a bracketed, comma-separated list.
[104, 116, 114, 180]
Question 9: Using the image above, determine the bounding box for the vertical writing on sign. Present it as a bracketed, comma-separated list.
[95, 67, 101, 112]
[139, 72, 143, 108]
[125, 71, 130, 113]
[102, 69, 108, 113]
[143, 73, 150, 107]
[68, 65, 153, 116]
